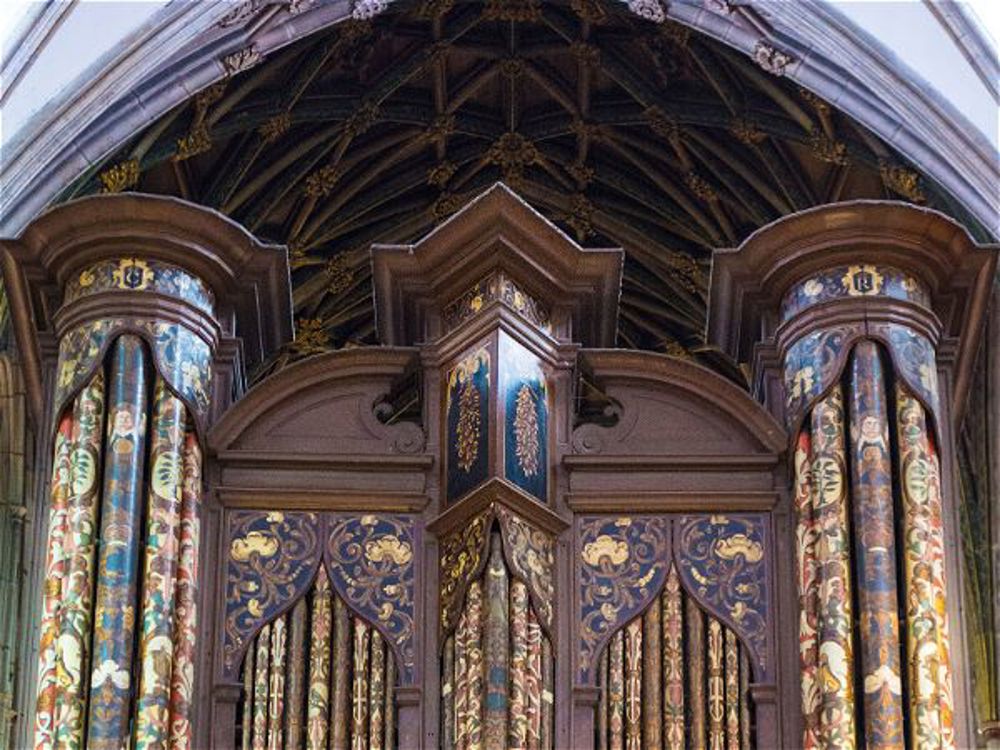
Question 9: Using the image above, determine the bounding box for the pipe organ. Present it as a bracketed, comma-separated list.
[2, 187, 994, 747]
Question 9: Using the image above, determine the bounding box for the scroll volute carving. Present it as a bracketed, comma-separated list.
[571, 351, 785, 457]
[209, 348, 426, 457]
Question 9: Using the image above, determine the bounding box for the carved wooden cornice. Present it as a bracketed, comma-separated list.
[0, 193, 292, 426]
[707, 199, 998, 425]
[372, 183, 623, 348]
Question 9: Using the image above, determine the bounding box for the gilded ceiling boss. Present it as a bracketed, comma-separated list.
[0, 1, 997, 748]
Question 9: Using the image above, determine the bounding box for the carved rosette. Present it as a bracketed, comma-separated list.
[223, 511, 419, 683]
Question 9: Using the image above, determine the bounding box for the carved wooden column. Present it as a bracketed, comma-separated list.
[1, 194, 289, 750]
[709, 201, 997, 750]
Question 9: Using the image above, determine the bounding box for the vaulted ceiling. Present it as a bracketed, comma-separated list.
[60, 0, 978, 383]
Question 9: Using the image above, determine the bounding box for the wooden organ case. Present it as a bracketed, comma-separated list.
[206, 185, 793, 748]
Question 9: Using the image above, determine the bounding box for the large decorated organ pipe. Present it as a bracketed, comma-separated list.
[33, 260, 214, 750]
[708, 202, 998, 750]
[784, 272, 953, 748]
[1, 195, 289, 750]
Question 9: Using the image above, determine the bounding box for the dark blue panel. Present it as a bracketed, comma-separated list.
[500, 335, 548, 503]
[446, 348, 490, 501]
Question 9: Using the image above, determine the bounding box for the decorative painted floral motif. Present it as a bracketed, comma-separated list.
[50, 373, 105, 750]
[793, 429, 821, 750]
[675, 514, 770, 681]
[55, 320, 212, 433]
[482, 534, 510, 747]
[87, 336, 150, 749]
[781, 264, 929, 321]
[168, 431, 201, 748]
[134, 381, 188, 750]
[872, 323, 941, 425]
[806, 388, 857, 746]
[439, 510, 490, 638]
[326, 514, 417, 683]
[895, 385, 955, 748]
[783, 324, 861, 433]
[443, 529, 554, 750]
[594, 580, 754, 749]
[495, 504, 555, 632]
[513, 385, 540, 477]
[446, 348, 490, 500]
[457, 379, 482, 471]
[847, 343, 904, 746]
[223, 512, 417, 685]
[223, 511, 322, 679]
[577, 516, 670, 683]
[442, 270, 551, 333]
[663, 566, 685, 746]
[500, 333, 549, 502]
[65, 257, 215, 316]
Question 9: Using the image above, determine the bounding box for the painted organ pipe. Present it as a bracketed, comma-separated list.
[792, 340, 955, 748]
[596, 566, 753, 750]
[33, 340, 203, 750]
[236, 567, 400, 750]
[32, 256, 215, 750]
[441, 529, 555, 749]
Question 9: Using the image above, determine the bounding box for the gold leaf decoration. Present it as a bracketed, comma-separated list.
[431, 191, 464, 221]
[456, 378, 481, 472]
[685, 171, 717, 202]
[231, 531, 280, 562]
[565, 193, 595, 241]
[879, 161, 926, 203]
[427, 161, 457, 187]
[424, 113, 456, 144]
[304, 165, 340, 197]
[809, 128, 848, 166]
[714, 533, 764, 563]
[730, 117, 766, 145]
[99, 159, 140, 193]
[513, 383, 540, 477]
[258, 113, 292, 144]
[324, 254, 354, 295]
[293, 318, 331, 355]
[581, 534, 630, 566]
[364, 535, 414, 565]
[173, 123, 212, 161]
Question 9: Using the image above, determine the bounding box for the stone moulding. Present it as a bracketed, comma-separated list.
[5, 0, 995, 250]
